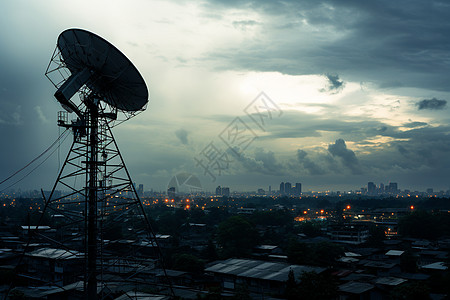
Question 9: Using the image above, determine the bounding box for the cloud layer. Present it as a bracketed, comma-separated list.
[416, 98, 447, 110]
[1, 0, 450, 192]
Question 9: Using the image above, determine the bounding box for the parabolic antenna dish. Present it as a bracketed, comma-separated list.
[56, 28, 148, 112]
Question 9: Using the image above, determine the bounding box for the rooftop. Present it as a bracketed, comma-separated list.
[385, 250, 404, 256]
[375, 276, 407, 286]
[205, 258, 325, 282]
[421, 262, 448, 271]
[27, 247, 82, 260]
[339, 281, 374, 294]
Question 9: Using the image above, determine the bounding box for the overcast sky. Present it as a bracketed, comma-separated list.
[1, 0, 450, 193]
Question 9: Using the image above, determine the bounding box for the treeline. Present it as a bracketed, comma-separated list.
[398, 210, 450, 240]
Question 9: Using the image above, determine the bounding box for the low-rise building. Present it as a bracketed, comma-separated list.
[328, 224, 370, 245]
[205, 258, 325, 296]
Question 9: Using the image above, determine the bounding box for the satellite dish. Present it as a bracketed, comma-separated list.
[53, 28, 148, 115]
[25, 29, 166, 300]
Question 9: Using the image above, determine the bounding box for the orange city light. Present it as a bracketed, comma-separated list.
[346, 205, 351, 210]
[410, 205, 414, 210]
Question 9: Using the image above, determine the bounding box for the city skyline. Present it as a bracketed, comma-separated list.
[1, 1, 450, 193]
[3, 179, 447, 197]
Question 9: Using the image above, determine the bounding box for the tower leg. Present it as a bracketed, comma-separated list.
[87, 105, 99, 300]
[10, 103, 174, 299]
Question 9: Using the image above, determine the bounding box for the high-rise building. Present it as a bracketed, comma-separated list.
[216, 186, 222, 196]
[285, 182, 292, 195]
[216, 186, 230, 196]
[280, 182, 285, 194]
[222, 187, 230, 197]
[389, 182, 398, 193]
[368, 182, 376, 195]
[294, 183, 302, 196]
[138, 184, 144, 197]
[167, 187, 176, 199]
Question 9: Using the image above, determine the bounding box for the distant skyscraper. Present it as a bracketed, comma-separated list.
[167, 186, 176, 199]
[380, 183, 384, 193]
[368, 182, 376, 195]
[295, 183, 302, 196]
[216, 186, 222, 196]
[280, 182, 285, 194]
[222, 187, 230, 197]
[138, 184, 144, 197]
[216, 186, 230, 196]
[285, 182, 292, 195]
[388, 182, 398, 193]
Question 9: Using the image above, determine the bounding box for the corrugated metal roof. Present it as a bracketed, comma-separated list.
[205, 258, 325, 282]
[421, 261, 448, 270]
[385, 250, 404, 256]
[339, 281, 374, 294]
[375, 277, 407, 286]
[345, 252, 362, 257]
[256, 245, 278, 250]
[28, 248, 82, 260]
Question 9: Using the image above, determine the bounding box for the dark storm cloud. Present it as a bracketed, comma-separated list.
[0, 45, 61, 189]
[232, 147, 284, 175]
[416, 98, 447, 110]
[209, 109, 450, 180]
[357, 124, 450, 179]
[175, 129, 189, 145]
[328, 139, 360, 173]
[209, 108, 450, 189]
[402, 121, 428, 128]
[320, 74, 344, 94]
[210, 110, 401, 143]
[257, 111, 398, 141]
[254, 148, 281, 173]
[397, 145, 409, 156]
[208, 107, 450, 189]
[202, 0, 450, 91]
[296, 149, 325, 175]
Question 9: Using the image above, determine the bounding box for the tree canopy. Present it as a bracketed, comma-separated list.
[216, 215, 259, 258]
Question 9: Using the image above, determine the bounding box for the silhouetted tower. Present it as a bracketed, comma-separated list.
[138, 184, 144, 197]
[168, 186, 176, 198]
[295, 183, 302, 196]
[11, 29, 173, 299]
[285, 182, 292, 195]
[389, 182, 398, 194]
[368, 182, 376, 195]
[222, 187, 230, 197]
[280, 182, 285, 194]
